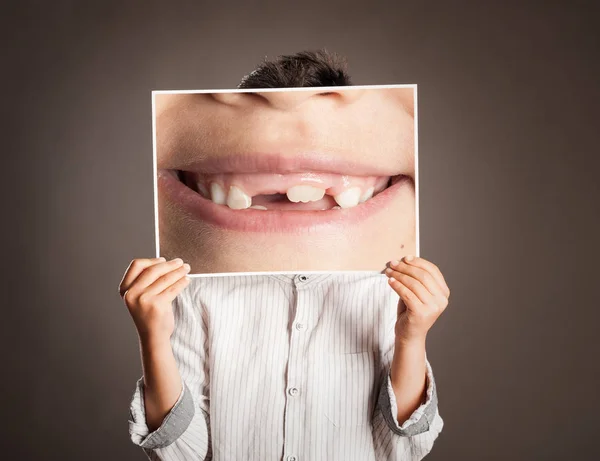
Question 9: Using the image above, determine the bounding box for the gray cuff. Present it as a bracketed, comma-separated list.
[378, 362, 438, 437]
[138, 383, 196, 449]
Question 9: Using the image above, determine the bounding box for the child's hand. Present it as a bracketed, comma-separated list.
[385, 256, 450, 345]
[119, 257, 191, 343]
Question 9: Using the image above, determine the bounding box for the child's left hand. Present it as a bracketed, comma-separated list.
[385, 256, 450, 345]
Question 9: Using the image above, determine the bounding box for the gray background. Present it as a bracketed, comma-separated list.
[3, 1, 599, 460]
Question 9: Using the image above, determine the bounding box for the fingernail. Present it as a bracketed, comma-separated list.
[158, 257, 166, 261]
[173, 258, 183, 264]
[404, 255, 414, 262]
[385, 267, 392, 274]
[390, 260, 400, 267]
[183, 263, 191, 271]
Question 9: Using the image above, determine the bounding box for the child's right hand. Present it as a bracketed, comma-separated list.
[119, 257, 191, 343]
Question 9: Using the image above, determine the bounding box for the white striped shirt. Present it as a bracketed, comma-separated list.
[129, 272, 443, 461]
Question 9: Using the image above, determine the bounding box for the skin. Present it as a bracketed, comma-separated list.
[155, 88, 416, 274]
[119, 257, 190, 430]
[119, 256, 450, 430]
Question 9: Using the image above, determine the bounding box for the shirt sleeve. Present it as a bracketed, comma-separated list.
[128, 285, 212, 460]
[378, 359, 441, 437]
[371, 359, 444, 461]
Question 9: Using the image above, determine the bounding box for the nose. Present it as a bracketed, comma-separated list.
[256, 88, 364, 110]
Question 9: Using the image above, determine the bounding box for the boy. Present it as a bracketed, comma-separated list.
[122, 51, 450, 461]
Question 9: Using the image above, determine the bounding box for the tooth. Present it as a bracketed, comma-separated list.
[359, 187, 374, 203]
[286, 185, 326, 203]
[196, 182, 209, 199]
[250, 205, 267, 210]
[334, 187, 361, 208]
[227, 186, 252, 210]
[210, 183, 227, 205]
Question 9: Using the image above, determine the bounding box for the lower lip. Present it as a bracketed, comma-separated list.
[157, 171, 410, 233]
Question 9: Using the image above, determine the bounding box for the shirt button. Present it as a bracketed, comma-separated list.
[287, 456, 297, 461]
[288, 387, 299, 396]
[295, 322, 305, 331]
[298, 275, 308, 281]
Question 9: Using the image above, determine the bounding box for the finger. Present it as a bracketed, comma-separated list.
[391, 256, 450, 298]
[119, 257, 166, 297]
[158, 274, 191, 301]
[388, 260, 444, 298]
[131, 259, 185, 293]
[385, 268, 433, 305]
[146, 264, 191, 295]
[388, 277, 421, 310]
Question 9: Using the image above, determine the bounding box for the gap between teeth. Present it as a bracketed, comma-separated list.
[202, 183, 375, 210]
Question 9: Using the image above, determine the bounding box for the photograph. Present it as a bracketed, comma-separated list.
[153, 85, 418, 274]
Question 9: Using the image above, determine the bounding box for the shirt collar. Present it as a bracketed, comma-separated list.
[267, 271, 386, 286]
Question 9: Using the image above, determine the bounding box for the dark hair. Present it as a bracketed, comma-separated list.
[238, 49, 352, 89]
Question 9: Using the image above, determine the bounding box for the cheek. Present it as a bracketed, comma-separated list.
[157, 189, 215, 252]
[155, 119, 177, 167]
[345, 93, 415, 166]
[362, 185, 416, 247]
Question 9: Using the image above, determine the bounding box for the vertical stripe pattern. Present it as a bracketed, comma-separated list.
[129, 273, 443, 461]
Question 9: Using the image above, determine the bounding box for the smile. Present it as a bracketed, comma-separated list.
[157, 153, 413, 233]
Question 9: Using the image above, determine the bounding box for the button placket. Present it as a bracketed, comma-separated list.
[293, 275, 309, 334]
[282, 276, 313, 459]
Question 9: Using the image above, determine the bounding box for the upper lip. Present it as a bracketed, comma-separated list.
[159, 152, 410, 177]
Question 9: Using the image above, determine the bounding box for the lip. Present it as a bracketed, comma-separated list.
[158, 166, 412, 233]
[160, 151, 406, 176]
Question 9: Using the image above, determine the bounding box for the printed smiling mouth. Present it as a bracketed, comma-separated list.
[170, 170, 407, 211]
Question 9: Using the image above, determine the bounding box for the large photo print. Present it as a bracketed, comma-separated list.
[153, 85, 418, 274]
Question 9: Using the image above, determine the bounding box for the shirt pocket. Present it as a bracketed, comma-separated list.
[323, 351, 375, 428]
